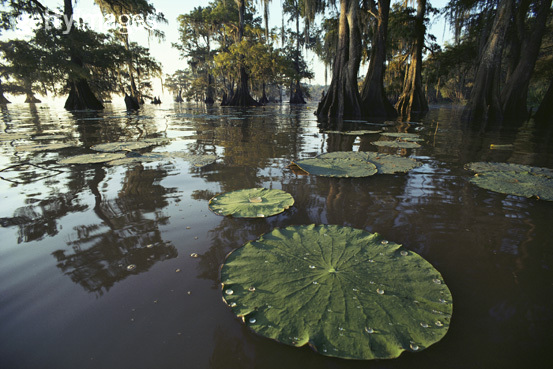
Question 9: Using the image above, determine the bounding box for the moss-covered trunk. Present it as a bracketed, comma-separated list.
[395, 0, 428, 119]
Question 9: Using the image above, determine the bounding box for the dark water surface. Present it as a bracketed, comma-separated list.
[1, 102, 552, 369]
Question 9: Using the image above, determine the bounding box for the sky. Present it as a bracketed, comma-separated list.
[4, 0, 453, 97]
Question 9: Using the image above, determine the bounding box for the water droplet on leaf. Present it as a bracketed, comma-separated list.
[225, 289, 234, 295]
[126, 264, 136, 271]
[377, 288, 385, 295]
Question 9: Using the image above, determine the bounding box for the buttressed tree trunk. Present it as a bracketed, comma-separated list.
[0, 79, 10, 104]
[226, 0, 260, 107]
[395, 0, 428, 118]
[500, 0, 552, 121]
[63, 0, 104, 110]
[360, 0, 397, 119]
[315, 0, 364, 118]
[462, 0, 513, 123]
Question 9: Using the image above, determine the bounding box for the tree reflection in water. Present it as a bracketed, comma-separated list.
[52, 164, 178, 296]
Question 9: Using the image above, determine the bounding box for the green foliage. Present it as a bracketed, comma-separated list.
[221, 224, 453, 360]
[208, 188, 294, 218]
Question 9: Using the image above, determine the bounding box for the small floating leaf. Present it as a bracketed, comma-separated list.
[91, 141, 156, 152]
[221, 224, 453, 360]
[59, 152, 126, 165]
[209, 188, 294, 218]
[489, 144, 514, 150]
[15, 142, 77, 152]
[381, 132, 422, 142]
[324, 130, 382, 135]
[372, 141, 421, 149]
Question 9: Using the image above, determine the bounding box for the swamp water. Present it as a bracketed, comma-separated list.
[0, 102, 552, 369]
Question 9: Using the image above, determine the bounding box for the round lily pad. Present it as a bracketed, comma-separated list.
[0, 133, 29, 141]
[15, 142, 76, 152]
[91, 141, 156, 152]
[465, 162, 553, 178]
[221, 224, 453, 360]
[292, 157, 378, 178]
[318, 152, 421, 174]
[209, 188, 294, 218]
[372, 141, 421, 149]
[381, 132, 422, 142]
[470, 171, 553, 200]
[59, 152, 126, 165]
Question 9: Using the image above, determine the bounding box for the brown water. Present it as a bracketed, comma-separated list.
[1, 102, 552, 369]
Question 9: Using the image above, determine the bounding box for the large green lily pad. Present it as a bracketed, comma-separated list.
[292, 157, 378, 178]
[318, 152, 421, 174]
[465, 162, 553, 178]
[209, 188, 294, 218]
[221, 224, 452, 360]
[372, 141, 421, 149]
[470, 171, 553, 200]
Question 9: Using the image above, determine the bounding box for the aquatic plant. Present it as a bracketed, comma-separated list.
[221, 224, 453, 360]
[208, 188, 294, 218]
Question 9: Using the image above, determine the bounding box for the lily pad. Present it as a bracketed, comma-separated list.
[221, 224, 453, 360]
[0, 133, 29, 141]
[381, 132, 422, 142]
[209, 188, 294, 218]
[292, 157, 377, 178]
[59, 152, 126, 165]
[14, 142, 77, 152]
[91, 141, 157, 152]
[470, 171, 553, 200]
[318, 152, 421, 174]
[325, 130, 382, 135]
[465, 162, 553, 178]
[32, 135, 68, 140]
[372, 141, 421, 149]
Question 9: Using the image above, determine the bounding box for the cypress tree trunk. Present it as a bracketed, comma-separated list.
[534, 77, 553, 123]
[395, 0, 428, 118]
[0, 79, 10, 104]
[63, 0, 104, 111]
[500, 0, 552, 121]
[226, 0, 260, 107]
[290, 3, 306, 104]
[360, 0, 397, 119]
[315, 0, 364, 118]
[462, 0, 513, 123]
